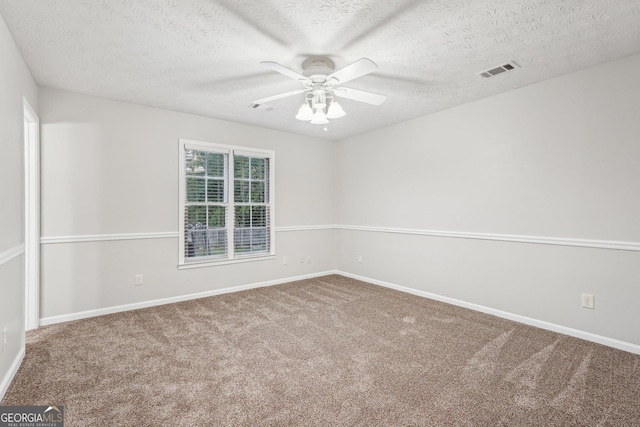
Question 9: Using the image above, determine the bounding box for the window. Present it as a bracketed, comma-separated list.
[179, 139, 275, 267]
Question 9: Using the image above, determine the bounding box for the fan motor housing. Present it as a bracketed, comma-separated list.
[302, 56, 335, 82]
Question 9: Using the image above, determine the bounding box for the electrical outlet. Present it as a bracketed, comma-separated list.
[283, 256, 288, 265]
[358, 254, 363, 263]
[581, 293, 594, 309]
[134, 274, 144, 286]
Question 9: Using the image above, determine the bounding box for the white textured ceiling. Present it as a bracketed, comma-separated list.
[1, 0, 640, 140]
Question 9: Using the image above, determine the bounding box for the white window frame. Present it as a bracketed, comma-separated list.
[178, 139, 275, 269]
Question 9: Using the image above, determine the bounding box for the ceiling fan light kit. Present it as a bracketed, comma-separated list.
[295, 102, 314, 121]
[252, 56, 386, 126]
[310, 108, 330, 125]
[298, 89, 342, 124]
[326, 101, 346, 119]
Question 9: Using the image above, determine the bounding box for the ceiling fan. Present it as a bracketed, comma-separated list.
[251, 56, 386, 125]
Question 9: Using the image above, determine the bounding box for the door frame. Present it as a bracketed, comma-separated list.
[24, 97, 40, 331]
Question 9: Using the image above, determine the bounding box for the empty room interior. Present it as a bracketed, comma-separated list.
[1, 1, 639, 425]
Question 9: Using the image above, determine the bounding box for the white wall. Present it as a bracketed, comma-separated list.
[336, 53, 640, 347]
[39, 88, 336, 320]
[0, 12, 38, 397]
[30, 50, 640, 351]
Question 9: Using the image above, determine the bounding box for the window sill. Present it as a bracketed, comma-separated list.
[177, 254, 275, 270]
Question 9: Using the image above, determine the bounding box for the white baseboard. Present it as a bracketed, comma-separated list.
[337, 271, 640, 355]
[40, 270, 339, 326]
[0, 347, 25, 402]
[38, 269, 640, 355]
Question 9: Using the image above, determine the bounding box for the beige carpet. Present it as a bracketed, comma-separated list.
[3, 275, 639, 426]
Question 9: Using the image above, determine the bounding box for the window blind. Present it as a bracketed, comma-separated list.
[184, 149, 229, 259]
[179, 140, 274, 266]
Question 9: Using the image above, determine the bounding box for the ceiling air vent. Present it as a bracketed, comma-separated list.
[249, 103, 273, 111]
[479, 61, 519, 78]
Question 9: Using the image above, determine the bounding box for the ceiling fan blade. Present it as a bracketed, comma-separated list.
[333, 87, 386, 105]
[261, 61, 310, 83]
[327, 58, 378, 85]
[251, 89, 308, 105]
